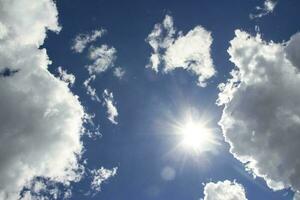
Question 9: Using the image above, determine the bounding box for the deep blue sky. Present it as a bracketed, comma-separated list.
[44, 0, 300, 199]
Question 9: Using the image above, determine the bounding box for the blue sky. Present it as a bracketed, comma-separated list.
[1, 0, 300, 200]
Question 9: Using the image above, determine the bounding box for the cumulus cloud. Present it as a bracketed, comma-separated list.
[113, 67, 125, 79]
[102, 89, 118, 124]
[57, 66, 75, 86]
[90, 167, 118, 193]
[71, 29, 106, 53]
[250, 0, 277, 19]
[217, 30, 300, 196]
[285, 33, 300, 70]
[202, 180, 248, 200]
[146, 15, 216, 87]
[146, 15, 175, 72]
[0, 0, 85, 199]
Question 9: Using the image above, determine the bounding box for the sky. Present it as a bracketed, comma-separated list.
[1, 0, 300, 200]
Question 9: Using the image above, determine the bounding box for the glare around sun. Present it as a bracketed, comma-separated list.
[178, 119, 216, 153]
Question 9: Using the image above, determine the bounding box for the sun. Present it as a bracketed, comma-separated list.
[178, 119, 215, 153]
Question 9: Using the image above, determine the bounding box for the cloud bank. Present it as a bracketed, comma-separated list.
[217, 30, 300, 198]
[146, 15, 216, 87]
[0, 0, 85, 199]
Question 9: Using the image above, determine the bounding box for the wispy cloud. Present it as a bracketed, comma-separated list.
[86, 45, 117, 75]
[250, 0, 278, 19]
[103, 89, 119, 124]
[83, 75, 101, 102]
[90, 167, 118, 193]
[113, 67, 125, 79]
[57, 66, 76, 86]
[71, 29, 106, 53]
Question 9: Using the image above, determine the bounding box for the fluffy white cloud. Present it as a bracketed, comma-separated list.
[57, 66, 75, 86]
[86, 45, 117, 75]
[102, 89, 119, 124]
[202, 180, 248, 200]
[146, 15, 216, 87]
[113, 67, 125, 79]
[0, 0, 60, 47]
[217, 30, 300, 196]
[146, 15, 175, 72]
[250, 0, 277, 19]
[0, 0, 85, 199]
[90, 167, 118, 192]
[163, 26, 216, 87]
[71, 29, 106, 53]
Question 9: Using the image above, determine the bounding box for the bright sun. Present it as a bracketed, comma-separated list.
[179, 120, 215, 153]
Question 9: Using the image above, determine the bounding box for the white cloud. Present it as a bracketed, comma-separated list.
[163, 26, 216, 87]
[82, 44, 117, 103]
[294, 192, 300, 200]
[217, 30, 300, 195]
[113, 67, 125, 79]
[285, 33, 300, 70]
[0, 0, 85, 199]
[90, 167, 118, 192]
[20, 178, 75, 200]
[86, 45, 117, 75]
[146, 15, 175, 72]
[0, 0, 60, 47]
[82, 113, 102, 139]
[57, 66, 75, 86]
[82, 44, 117, 102]
[71, 29, 106, 53]
[83, 75, 101, 102]
[0, 21, 8, 39]
[250, 0, 277, 19]
[102, 89, 118, 124]
[76, 33, 117, 103]
[146, 15, 216, 87]
[202, 180, 248, 200]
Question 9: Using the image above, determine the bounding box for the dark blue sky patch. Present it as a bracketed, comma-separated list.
[0, 68, 19, 77]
